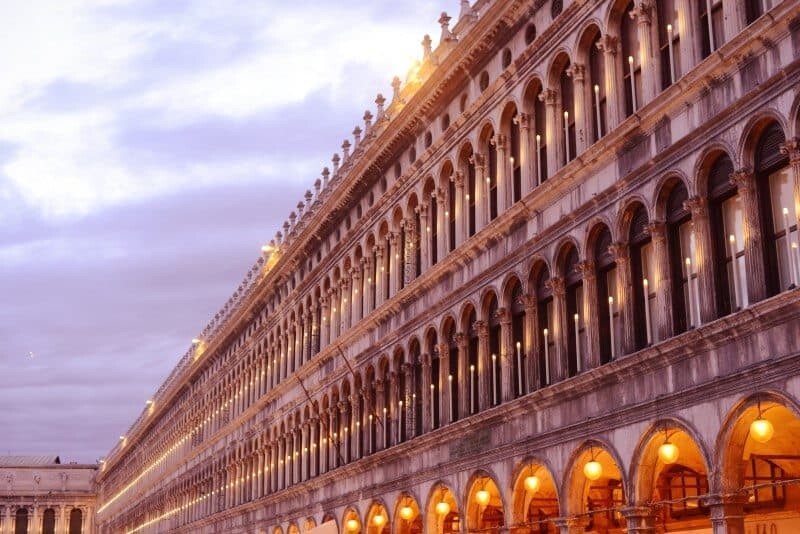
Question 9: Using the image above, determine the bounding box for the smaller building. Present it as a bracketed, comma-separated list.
[0, 456, 96, 534]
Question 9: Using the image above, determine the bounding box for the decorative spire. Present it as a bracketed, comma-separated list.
[391, 76, 402, 103]
[422, 34, 433, 62]
[353, 125, 362, 148]
[363, 110, 373, 132]
[459, 0, 476, 22]
[375, 93, 386, 118]
[342, 139, 351, 160]
[322, 167, 330, 189]
[276, 231, 283, 246]
[296, 201, 304, 218]
[439, 12, 454, 42]
[332, 153, 341, 174]
[314, 179, 322, 197]
[304, 190, 313, 208]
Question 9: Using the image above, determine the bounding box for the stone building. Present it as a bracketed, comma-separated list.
[0, 456, 96, 534]
[95, 0, 800, 533]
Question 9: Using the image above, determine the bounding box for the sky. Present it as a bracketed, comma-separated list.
[0, 0, 448, 464]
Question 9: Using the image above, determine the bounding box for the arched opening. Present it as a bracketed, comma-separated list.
[612, 0, 641, 116]
[14, 509, 28, 534]
[662, 180, 695, 333]
[699, 0, 725, 59]
[506, 277, 526, 398]
[560, 244, 584, 377]
[552, 53, 576, 165]
[427, 484, 460, 534]
[578, 25, 606, 142]
[754, 122, 794, 296]
[483, 294, 502, 408]
[366, 501, 390, 534]
[501, 103, 522, 204]
[533, 263, 553, 387]
[634, 423, 711, 531]
[466, 474, 504, 534]
[343, 508, 362, 534]
[592, 224, 618, 363]
[628, 204, 653, 350]
[442, 317, 459, 424]
[426, 328, 442, 430]
[480, 124, 499, 221]
[512, 461, 559, 533]
[409, 338, 423, 438]
[365, 366, 378, 455]
[656, 0, 681, 89]
[288, 523, 301, 534]
[523, 78, 547, 184]
[395, 493, 423, 534]
[303, 517, 317, 533]
[720, 395, 800, 531]
[424, 177, 438, 266]
[43, 508, 56, 534]
[459, 144, 477, 238]
[393, 348, 407, 445]
[69, 508, 83, 534]
[565, 444, 627, 533]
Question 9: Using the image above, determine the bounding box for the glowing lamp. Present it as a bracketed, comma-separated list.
[372, 514, 385, 527]
[583, 460, 603, 481]
[750, 417, 774, 444]
[658, 442, 679, 464]
[399, 506, 414, 521]
[475, 489, 490, 506]
[435, 501, 450, 516]
[524, 475, 540, 493]
[345, 519, 360, 532]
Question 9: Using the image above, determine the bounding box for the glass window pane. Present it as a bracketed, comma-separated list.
[769, 167, 796, 289]
[679, 223, 699, 327]
[722, 194, 748, 308]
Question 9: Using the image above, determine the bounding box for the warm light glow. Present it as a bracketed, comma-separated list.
[524, 475, 540, 493]
[372, 514, 386, 527]
[628, 55, 634, 65]
[667, 23, 673, 32]
[475, 488, 491, 506]
[729, 234, 735, 244]
[658, 441, 679, 464]
[261, 244, 274, 253]
[750, 417, 774, 443]
[346, 519, 360, 532]
[594, 84, 599, 94]
[584, 459, 603, 480]
[191, 338, 201, 345]
[643, 278, 649, 288]
[399, 505, 414, 520]
[435, 501, 450, 515]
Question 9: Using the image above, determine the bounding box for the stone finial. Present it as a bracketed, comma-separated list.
[332, 153, 341, 174]
[314, 178, 322, 195]
[275, 231, 283, 245]
[322, 167, 330, 188]
[422, 34, 433, 61]
[439, 12, 453, 42]
[353, 126, 362, 147]
[304, 190, 313, 207]
[287, 213, 295, 229]
[363, 110, 373, 131]
[342, 139, 351, 160]
[459, 0, 476, 22]
[375, 93, 386, 117]
[391, 76, 402, 102]
[296, 202, 304, 217]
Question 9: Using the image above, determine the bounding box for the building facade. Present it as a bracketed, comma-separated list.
[95, 0, 800, 533]
[0, 456, 96, 534]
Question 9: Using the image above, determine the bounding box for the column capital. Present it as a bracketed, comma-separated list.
[629, 1, 653, 25]
[545, 276, 566, 296]
[780, 137, 800, 165]
[491, 133, 508, 150]
[683, 195, 708, 219]
[514, 112, 531, 131]
[645, 220, 666, 242]
[473, 320, 489, 339]
[539, 88, 558, 106]
[520, 294, 537, 310]
[454, 332, 469, 347]
[495, 307, 512, 325]
[609, 241, 630, 265]
[729, 167, 755, 192]
[576, 259, 596, 279]
[597, 34, 620, 54]
[469, 153, 486, 169]
[566, 62, 586, 81]
[453, 171, 465, 187]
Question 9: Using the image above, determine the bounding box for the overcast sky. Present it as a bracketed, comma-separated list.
[0, 0, 448, 463]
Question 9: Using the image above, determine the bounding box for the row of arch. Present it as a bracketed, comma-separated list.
[10, 507, 83, 534]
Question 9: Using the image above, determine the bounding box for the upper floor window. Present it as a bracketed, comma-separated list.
[501, 48, 512, 69]
[524, 24, 537, 45]
[479, 71, 490, 92]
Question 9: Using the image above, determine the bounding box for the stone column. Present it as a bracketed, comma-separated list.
[645, 221, 673, 341]
[404, 217, 417, 284]
[457, 333, 470, 418]
[553, 517, 590, 534]
[780, 139, 800, 226]
[546, 276, 567, 382]
[675, 0, 701, 69]
[610, 242, 633, 355]
[402, 363, 413, 441]
[522, 295, 539, 392]
[361, 257, 372, 317]
[421, 354, 433, 432]
[730, 169, 767, 304]
[707, 495, 747, 534]
[328, 409, 338, 469]
[436, 191, 448, 256]
[473, 324, 489, 412]
[454, 172, 466, 246]
[567, 63, 588, 154]
[499, 309, 514, 402]
[577, 261, 600, 370]
[437, 341, 451, 424]
[374, 245, 385, 308]
[685, 196, 717, 323]
[540, 89, 561, 177]
[375, 379, 386, 451]
[631, 2, 658, 104]
[621, 505, 657, 533]
[388, 372, 399, 446]
[337, 401, 350, 463]
[471, 153, 487, 229]
[295, 319, 304, 369]
[493, 134, 510, 213]
[597, 35, 621, 130]
[350, 393, 362, 458]
[388, 232, 399, 297]
[341, 276, 352, 333]
[516, 113, 534, 195]
[351, 268, 362, 325]
[722, 1, 746, 46]
[418, 205, 430, 272]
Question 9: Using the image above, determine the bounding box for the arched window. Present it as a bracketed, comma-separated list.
[536, 267, 553, 387]
[745, 0, 763, 25]
[525, 24, 537, 45]
[43, 509, 56, 534]
[587, 29, 607, 141]
[629, 205, 653, 350]
[383, 235, 391, 300]
[15, 509, 28, 534]
[666, 182, 695, 333]
[509, 279, 526, 397]
[534, 87, 547, 183]
[487, 298, 502, 406]
[510, 110, 522, 202]
[564, 247, 583, 377]
[502, 48, 512, 69]
[424, 131, 432, 149]
[594, 226, 617, 363]
[657, 0, 681, 89]
[442, 114, 451, 130]
[429, 191, 438, 265]
[410, 342, 423, 437]
[620, 1, 641, 116]
[446, 326, 460, 423]
[756, 123, 794, 296]
[699, 0, 725, 59]
[448, 177, 457, 251]
[467, 155, 477, 237]
[707, 154, 745, 315]
[559, 60, 576, 164]
[479, 71, 490, 91]
[429, 333, 441, 430]
[467, 308, 480, 414]
[69, 508, 82, 534]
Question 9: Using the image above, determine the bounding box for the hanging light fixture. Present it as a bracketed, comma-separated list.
[475, 484, 490, 506]
[345, 519, 360, 532]
[658, 428, 680, 464]
[750, 397, 774, 444]
[524, 465, 540, 493]
[435, 500, 450, 515]
[583, 448, 603, 481]
[372, 513, 386, 527]
[399, 500, 415, 521]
